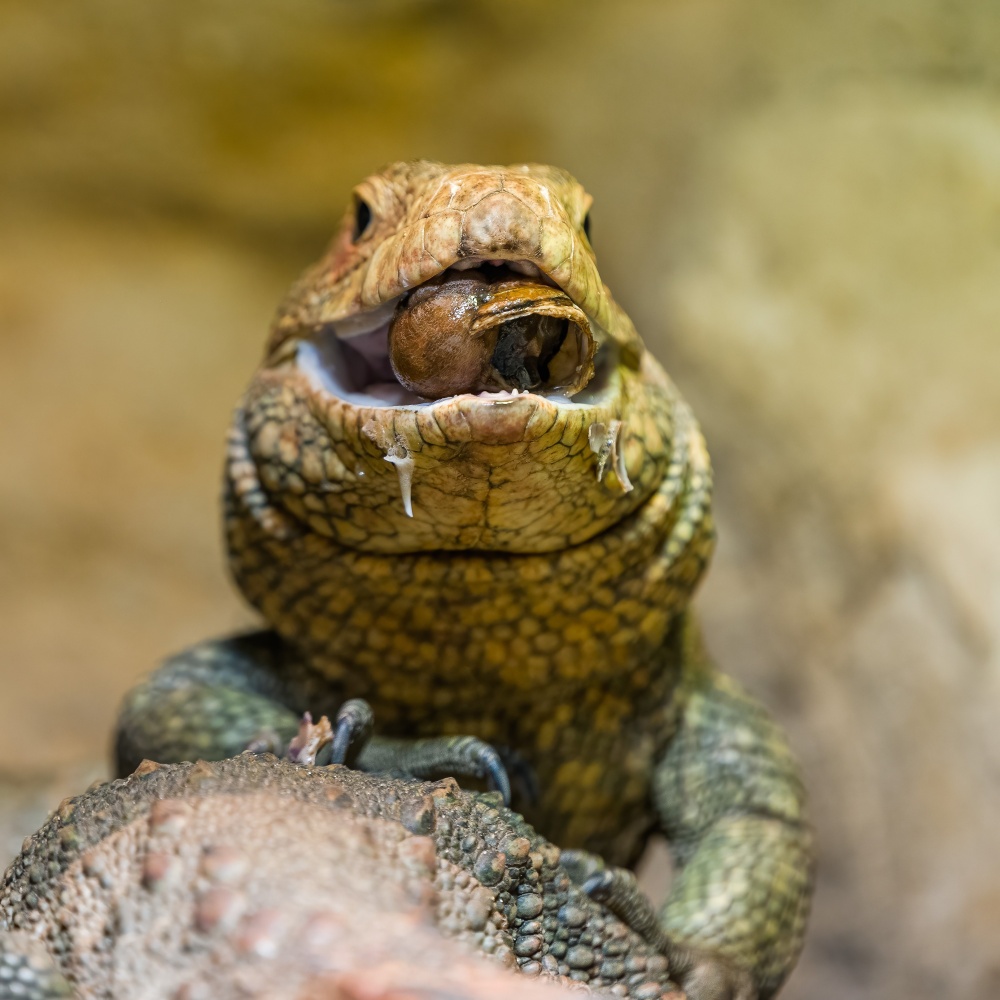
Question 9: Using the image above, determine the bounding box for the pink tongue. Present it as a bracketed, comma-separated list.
[343, 323, 395, 378]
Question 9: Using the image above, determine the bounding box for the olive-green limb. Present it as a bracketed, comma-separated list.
[575, 858, 755, 1000]
[113, 630, 331, 776]
[651, 644, 814, 999]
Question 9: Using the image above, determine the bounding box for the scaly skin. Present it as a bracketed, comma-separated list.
[115, 162, 814, 999]
[1, 756, 685, 1000]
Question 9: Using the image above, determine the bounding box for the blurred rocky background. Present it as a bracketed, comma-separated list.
[1, 1, 999, 997]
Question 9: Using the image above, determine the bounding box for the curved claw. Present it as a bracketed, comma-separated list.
[582, 868, 622, 899]
[559, 847, 607, 887]
[576, 863, 755, 999]
[470, 739, 511, 806]
[327, 698, 374, 767]
[353, 733, 511, 805]
[496, 746, 539, 806]
[579, 862, 668, 953]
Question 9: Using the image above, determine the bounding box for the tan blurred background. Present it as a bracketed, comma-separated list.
[2, 1, 999, 997]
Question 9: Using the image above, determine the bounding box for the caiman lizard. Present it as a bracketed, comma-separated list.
[114, 161, 814, 1000]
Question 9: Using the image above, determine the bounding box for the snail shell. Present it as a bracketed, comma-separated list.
[388, 275, 494, 398]
[389, 272, 596, 400]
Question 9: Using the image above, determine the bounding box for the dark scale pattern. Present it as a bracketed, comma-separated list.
[430, 790, 679, 995]
[1, 756, 684, 1000]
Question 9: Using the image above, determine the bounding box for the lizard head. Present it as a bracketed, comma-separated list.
[236, 161, 687, 553]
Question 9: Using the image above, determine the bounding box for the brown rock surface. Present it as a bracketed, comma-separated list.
[1, 2, 998, 998]
[2, 756, 685, 999]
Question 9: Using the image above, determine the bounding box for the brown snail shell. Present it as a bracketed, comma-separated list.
[389, 273, 595, 400]
[388, 275, 494, 398]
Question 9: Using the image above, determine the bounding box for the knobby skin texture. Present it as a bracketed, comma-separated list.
[115, 162, 814, 999]
[0, 756, 685, 999]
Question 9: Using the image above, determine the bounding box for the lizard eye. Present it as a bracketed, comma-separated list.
[353, 197, 373, 242]
[582, 212, 592, 242]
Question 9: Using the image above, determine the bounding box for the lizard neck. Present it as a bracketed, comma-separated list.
[224, 397, 715, 733]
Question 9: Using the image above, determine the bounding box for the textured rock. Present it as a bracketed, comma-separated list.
[1, 756, 684, 999]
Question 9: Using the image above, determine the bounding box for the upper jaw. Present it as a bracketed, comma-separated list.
[322, 257, 563, 339]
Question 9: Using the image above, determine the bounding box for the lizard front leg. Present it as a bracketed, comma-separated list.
[114, 632, 512, 801]
[576, 648, 813, 998]
[651, 656, 814, 999]
[114, 630, 319, 775]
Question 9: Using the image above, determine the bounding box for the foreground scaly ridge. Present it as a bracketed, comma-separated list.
[1, 755, 683, 1000]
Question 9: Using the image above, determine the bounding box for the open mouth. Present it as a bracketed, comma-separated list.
[294, 261, 612, 409]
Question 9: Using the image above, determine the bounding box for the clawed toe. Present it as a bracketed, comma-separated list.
[278, 703, 513, 806]
[462, 736, 511, 805]
[329, 698, 374, 766]
[568, 857, 757, 1000]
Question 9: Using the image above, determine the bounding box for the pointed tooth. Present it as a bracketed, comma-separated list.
[589, 420, 631, 492]
[384, 451, 414, 517]
[588, 422, 606, 455]
[364, 419, 415, 517]
[588, 422, 611, 482]
[612, 422, 633, 493]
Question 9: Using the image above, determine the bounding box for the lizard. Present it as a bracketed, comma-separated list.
[113, 161, 814, 999]
[0, 752, 686, 1000]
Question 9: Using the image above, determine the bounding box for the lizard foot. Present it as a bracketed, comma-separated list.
[355, 734, 512, 806]
[245, 699, 375, 768]
[571, 856, 757, 1000]
[248, 703, 512, 804]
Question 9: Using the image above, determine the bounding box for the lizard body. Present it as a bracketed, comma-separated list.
[1, 755, 683, 999]
[115, 162, 814, 998]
